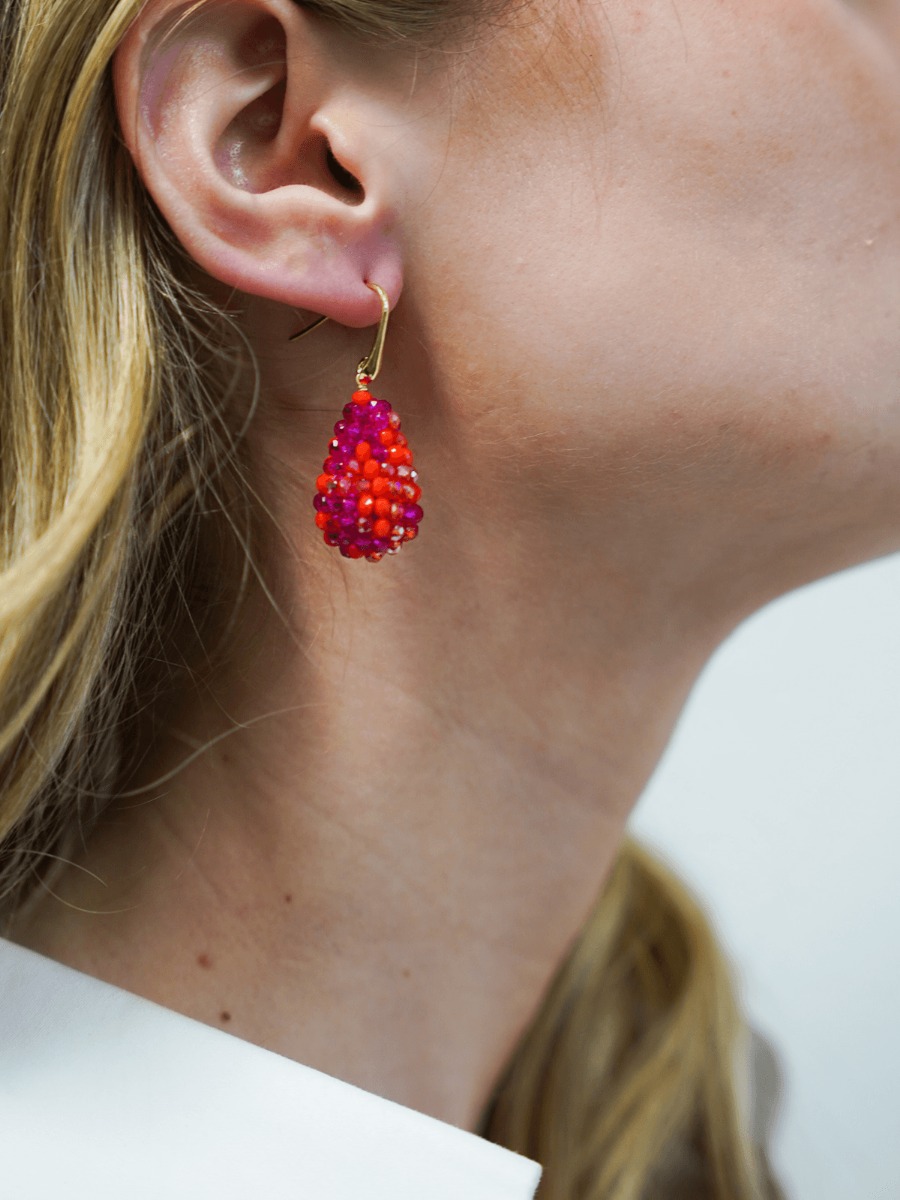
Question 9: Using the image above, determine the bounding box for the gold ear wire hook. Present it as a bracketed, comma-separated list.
[287, 282, 390, 387]
[355, 282, 390, 386]
[288, 313, 328, 342]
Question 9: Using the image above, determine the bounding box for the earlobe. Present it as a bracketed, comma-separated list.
[112, 0, 402, 326]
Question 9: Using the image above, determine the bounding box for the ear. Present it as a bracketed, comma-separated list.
[112, 0, 404, 327]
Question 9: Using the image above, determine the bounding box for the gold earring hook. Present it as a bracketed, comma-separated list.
[288, 313, 328, 342]
[287, 281, 391, 388]
[355, 281, 390, 386]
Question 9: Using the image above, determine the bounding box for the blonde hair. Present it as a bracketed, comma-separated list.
[0, 0, 785, 1196]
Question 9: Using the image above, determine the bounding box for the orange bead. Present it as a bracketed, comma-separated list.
[363, 459, 380, 480]
[403, 526, 418, 541]
[356, 441, 372, 463]
[358, 493, 375, 517]
[373, 498, 391, 518]
[373, 518, 392, 539]
[352, 389, 371, 406]
[378, 429, 395, 447]
[316, 473, 333, 495]
[371, 476, 390, 497]
[388, 445, 411, 467]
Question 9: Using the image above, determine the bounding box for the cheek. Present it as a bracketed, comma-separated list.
[416, 0, 900, 517]
[597, 0, 900, 459]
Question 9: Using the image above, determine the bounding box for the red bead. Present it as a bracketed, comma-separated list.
[388, 445, 411, 467]
[345, 544, 364, 559]
[403, 526, 418, 541]
[352, 389, 371, 407]
[378, 429, 395, 447]
[371, 476, 390, 497]
[316, 473, 333, 494]
[315, 512, 330, 531]
[363, 459, 380, 480]
[373, 518, 392, 539]
[358, 493, 375, 517]
[356, 441, 372, 463]
[373, 498, 391, 519]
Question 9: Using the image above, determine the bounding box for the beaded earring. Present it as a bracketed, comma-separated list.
[289, 281, 422, 562]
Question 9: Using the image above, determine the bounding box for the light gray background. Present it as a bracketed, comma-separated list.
[629, 553, 900, 1200]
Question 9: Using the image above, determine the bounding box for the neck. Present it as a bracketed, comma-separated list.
[8, 529, 715, 1131]
[7, 302, 734, 1131]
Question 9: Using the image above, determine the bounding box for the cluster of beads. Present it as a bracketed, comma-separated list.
[313, 376, 423, 562]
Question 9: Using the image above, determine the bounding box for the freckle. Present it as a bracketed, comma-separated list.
[219, 1011, 232, 1023]
[284, 893, 293, 904]
[402, 968, 411, 979]
[197, 952, 213, 969]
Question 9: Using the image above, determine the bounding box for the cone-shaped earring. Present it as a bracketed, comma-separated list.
[290, 281, 422, 562]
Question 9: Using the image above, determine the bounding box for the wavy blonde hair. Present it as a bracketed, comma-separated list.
[0, 0, 786, 1196]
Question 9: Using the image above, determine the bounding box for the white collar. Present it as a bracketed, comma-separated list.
[0, 937, 542, 1199]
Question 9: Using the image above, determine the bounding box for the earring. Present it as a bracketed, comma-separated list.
[289, 281, 422, 562]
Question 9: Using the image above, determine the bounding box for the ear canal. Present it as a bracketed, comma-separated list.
[325, 144, 364, 199]
[217, 120, 366, 199]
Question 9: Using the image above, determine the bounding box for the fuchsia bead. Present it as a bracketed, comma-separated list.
[313, 382, 422, 561]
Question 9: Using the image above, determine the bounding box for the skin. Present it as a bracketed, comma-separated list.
[10, 0, 900, 1131]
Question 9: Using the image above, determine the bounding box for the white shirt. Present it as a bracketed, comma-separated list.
[0, 938, 543, 1200]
